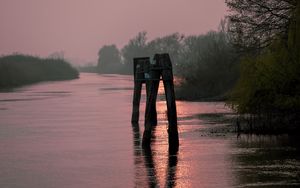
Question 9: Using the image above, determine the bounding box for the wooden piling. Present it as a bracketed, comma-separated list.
[131, 57, 148, 124]
[132, 54, 179, 150]
[146, 80, 158, 127]
[143, 78, 159, 147]
[158, 54, 179, 150]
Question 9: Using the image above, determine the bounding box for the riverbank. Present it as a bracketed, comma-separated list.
[195, 111, 300, 136]
[174, 77, 300, 135]
[0, 54, 79, 90]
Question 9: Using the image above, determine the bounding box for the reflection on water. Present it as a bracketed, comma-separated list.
[0, 73, 299, 187]
[232, 135, 300, 187]
[132, 123, 178, 188]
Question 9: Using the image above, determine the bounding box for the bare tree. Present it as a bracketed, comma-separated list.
[121, 31, 148, 74]
[226, 0, 297, 51]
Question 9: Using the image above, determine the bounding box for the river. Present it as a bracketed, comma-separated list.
[0, 73, 299, 188]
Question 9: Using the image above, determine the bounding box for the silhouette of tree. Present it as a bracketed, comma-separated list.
[121, 31, 148, 74]
[97, 45, 122, 73]
[226, 0, 297, 51]
[146, 33, 184, 69]
[176, 28, 239, 100]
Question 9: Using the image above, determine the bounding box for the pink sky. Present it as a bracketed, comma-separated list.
[0, 0, 227, 64]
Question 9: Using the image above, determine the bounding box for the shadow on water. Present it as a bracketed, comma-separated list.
[131, 123, 178, 188]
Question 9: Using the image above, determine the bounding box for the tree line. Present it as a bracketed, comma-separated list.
[0, 54, 79, 89]
[97, 23, 240, 100]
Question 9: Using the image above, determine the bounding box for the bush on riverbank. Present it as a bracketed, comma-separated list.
[0, 54, 79, 89]
[227, 1, 300, 133]
[175, 28, 239, 101]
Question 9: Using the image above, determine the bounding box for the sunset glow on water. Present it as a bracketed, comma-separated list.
[0, 73, 299, 187]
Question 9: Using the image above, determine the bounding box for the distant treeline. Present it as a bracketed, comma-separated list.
[0, 54, 79, 89]
[96, 20, 239, 100]
[77, 64, 98, 73]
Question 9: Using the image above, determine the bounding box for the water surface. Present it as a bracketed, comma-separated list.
[0, 73, 299, 187]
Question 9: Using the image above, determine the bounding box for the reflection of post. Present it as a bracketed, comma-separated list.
[132, 123, 141, 153]
[166, 150, 178, 188]
[132, 123, 159, 188]
[132, 123, 178, 187]
[131, 123, 147, 188]
[143, 148, 159, 188]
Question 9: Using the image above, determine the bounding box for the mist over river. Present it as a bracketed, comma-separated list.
[0, 73, 299, 188]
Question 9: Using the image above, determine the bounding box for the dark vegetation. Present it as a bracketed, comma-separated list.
[0, 54, 79, 89]
[226, 0, 300, 133]
[96, 32, 184, 75]
[175, 24, 239, 100]
[96, 23, 240, 100]
[97, 45, 122, 74]
[95, 0, 300, 133]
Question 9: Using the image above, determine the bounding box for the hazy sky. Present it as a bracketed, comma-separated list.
[0, 0, 227, 64]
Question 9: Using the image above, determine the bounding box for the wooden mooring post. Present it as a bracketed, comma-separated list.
[131, 53, 179, 151]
